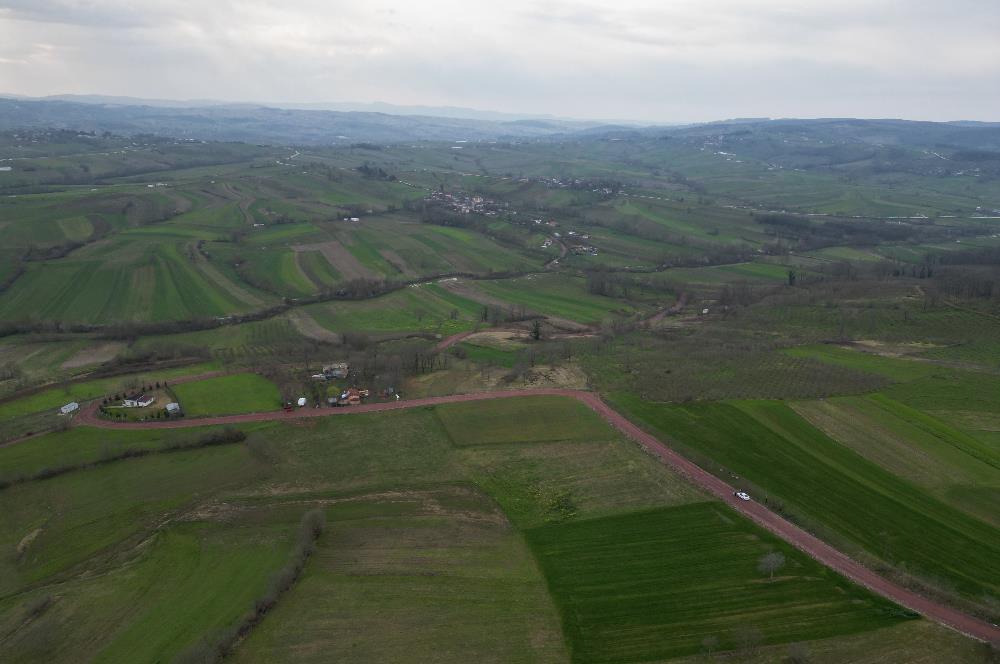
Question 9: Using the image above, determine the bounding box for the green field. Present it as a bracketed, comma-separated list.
[528, 503, 907, 662]
[170, 373, 281, 416]
[615, 396, 1000, 605]
[0, 394, 928, 662]
[785, 345, 939, 381]
[472, 274, 645, 323]
[231, 489, 569, 664]
[435, 396, 612, 446]
[792, 395, 1000, 525]
[305, 282, 482, 335]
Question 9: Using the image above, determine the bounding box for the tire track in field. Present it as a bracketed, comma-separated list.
[69, 386, 1000, 644]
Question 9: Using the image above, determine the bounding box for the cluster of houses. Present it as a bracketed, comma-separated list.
[311, 362, 349, 381]
[425, 190, 508, 216]
[328, 387, 370, 407]
[304, 362, 374, 407]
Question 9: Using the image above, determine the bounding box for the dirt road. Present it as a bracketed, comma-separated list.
[432, 330, 477, 352]
[73, 387, 999, 644]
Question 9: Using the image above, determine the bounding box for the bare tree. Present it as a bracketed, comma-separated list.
[758, 551, 786, 580]
[734, 627, 763, 661]
[700, 635, 720, 660]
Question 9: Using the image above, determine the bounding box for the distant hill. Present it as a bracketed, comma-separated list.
[3, 93, 613, 124]
[0, 96, 608, 144]
[0, 96, 996, 151]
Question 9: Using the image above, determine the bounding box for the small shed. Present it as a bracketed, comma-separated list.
[60, 402, 79, 415]
[166, 402, 181, 414]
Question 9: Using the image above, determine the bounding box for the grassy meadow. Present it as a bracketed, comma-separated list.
[170, 373, 282, 416]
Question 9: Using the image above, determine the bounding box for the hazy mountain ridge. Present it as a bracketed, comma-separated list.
[1, 96, 998, 153]
[0, 97, 602, 144]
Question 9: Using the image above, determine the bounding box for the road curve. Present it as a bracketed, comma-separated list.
[75, 388, 999, 644]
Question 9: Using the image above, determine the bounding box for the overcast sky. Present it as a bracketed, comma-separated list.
[1, 0, 998, 123]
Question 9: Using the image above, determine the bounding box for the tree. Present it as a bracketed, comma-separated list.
[734, 627, 762, 660]
[787, 269, 797, 287]
[531, 319, 542, 341]
[758, 551, 786, 580]
[700, 635, 719, 659]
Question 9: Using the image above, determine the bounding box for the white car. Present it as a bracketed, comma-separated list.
[734, 491, 751, 501]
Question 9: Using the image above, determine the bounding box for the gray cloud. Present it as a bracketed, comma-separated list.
[0, 0, 997, 122]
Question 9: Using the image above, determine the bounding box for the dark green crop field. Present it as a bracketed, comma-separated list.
[615, 397, 1000, 605]
[527, 503, 907, 663]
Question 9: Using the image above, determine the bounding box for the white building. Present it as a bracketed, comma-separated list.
[59, 402, 79, 415]
[123, 393, 155, 408]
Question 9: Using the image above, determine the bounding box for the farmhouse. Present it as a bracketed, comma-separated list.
[323, 362, 349, 379]
[59, 402, 79, 415]
[335, 387, 369, 406]
[122, 393, 155, 408]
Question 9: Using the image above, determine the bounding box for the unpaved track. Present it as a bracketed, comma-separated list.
[433, 330, 477, 352]
[73, 388, 999, 644]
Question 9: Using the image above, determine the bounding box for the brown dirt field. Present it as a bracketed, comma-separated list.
[843, 339, 939, 357]
[60, 342, 126, 369]
[463, 329, 530, 349]
[287, 310, 342, 344]
[292, 240, 375, 281]
[405, 364, 589, 397]
[437, 278, 510, 308]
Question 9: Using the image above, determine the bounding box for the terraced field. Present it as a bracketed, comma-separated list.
[470, 274, 646, 324]
[0, 237, 255, 323]
[304, 282, 483, 336]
